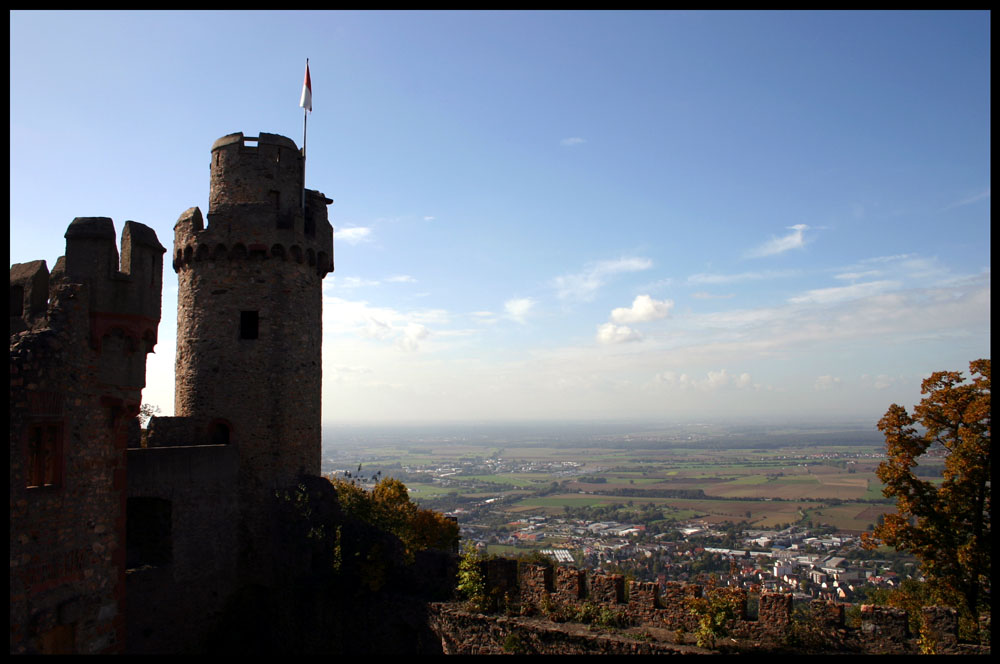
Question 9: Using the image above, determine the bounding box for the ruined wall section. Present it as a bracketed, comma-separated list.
[10, 219, 164, 655]
[444, 562, 987, 655]
[429, 604, 705, 655]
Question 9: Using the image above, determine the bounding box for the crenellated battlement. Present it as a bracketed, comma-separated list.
[172, 204, 333, 278]
[11, 217, 165, 357]
[209, 132, 302, 218]
[174, 131, 334, 279]
[449, 561, 986, 655]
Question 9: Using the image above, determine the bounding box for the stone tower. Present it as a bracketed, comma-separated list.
[171, 132, 333, 578]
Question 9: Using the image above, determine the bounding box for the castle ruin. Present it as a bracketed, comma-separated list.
[10, 131, 334, 654]
[10, 219, 165, 654]
[10, 131, 987, 656]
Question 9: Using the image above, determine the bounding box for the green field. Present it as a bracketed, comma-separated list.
[327, 438, 896, 532]
[459, 474, 552, 488]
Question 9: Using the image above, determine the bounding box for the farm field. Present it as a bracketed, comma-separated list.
[323, 429, 898, 533]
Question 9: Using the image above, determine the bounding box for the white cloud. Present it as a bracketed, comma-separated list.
[331, 274, 417, 289]
[319, 272, 989, 423]
[687, 269, 796, 285]
[560, 137, 586, 147]
[505, 298, 536, 323]
[336, 226, 373, 244]
[610, 294, 674, 324]
[788, 280, 900, 305]
[396, 323, 430, 352]
[833, 253, 961, 288]
[554, 257, 653, 301]
[814, 375, 842, 390]
[871, 374, 894, 390]
[470, 310, 498, 325]
[691, 291, 735, 300]
[891, 256, 950, 281]
[334, 276, 381, 289]
[745, 224, 810, 258]
[324, 296, 449, 352]
[862, 253, 917, 264]
[329, 365, 374, 382]
[654, 371, 693, 388]
[363, 317, 392, 340]
[834, 270, 882, 281]
[705, 369, 731, 389]
[654, 369, 752, 391]
[943, 186, 990, 210]
[596, 322, 642, 344]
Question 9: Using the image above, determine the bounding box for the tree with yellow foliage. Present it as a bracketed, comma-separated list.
[328, 475, 459, 561]
[863, 359, 990, 624]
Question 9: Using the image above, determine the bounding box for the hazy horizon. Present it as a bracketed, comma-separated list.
[11, 11, 990, 426]
[321, 414, 881, 429]
[319, 417, 889, 452]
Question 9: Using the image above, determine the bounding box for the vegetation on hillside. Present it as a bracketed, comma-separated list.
[327, 475, 459, 563]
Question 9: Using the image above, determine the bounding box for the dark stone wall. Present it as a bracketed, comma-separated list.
[125, 444, 240, 653]
[554, 566, 586, 603]
[443, 563, 988, 655]
[429, 604, 708, 655]
[10, 284, 126, 654]
[10, 219, 164, 655]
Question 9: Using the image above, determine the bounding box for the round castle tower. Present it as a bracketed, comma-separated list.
[172, 132, 333, 503]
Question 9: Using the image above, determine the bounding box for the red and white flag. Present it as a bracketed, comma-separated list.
[299, 60, 312, 112]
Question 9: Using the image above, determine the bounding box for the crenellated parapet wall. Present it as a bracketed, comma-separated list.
[172, 132, 333, 279]
[12, 218, 165, 361]
[10, 218, 164, 655]
[172, 202, 333, 279]
[10, 217, 165, 420]
[459, 562, 986, 655]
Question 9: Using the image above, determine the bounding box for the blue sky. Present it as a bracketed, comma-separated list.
[10, 10, 990, 425]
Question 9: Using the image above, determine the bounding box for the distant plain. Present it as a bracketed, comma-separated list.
[322, 422, 909, 533]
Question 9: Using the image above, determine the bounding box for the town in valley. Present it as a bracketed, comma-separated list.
[322, 420, 921, 614]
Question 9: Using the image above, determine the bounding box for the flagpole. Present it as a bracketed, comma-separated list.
[302, 107, 308, 215]
[302, 58, 309, 216]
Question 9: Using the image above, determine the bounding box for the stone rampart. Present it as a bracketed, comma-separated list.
[460, 563, 985, 655]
